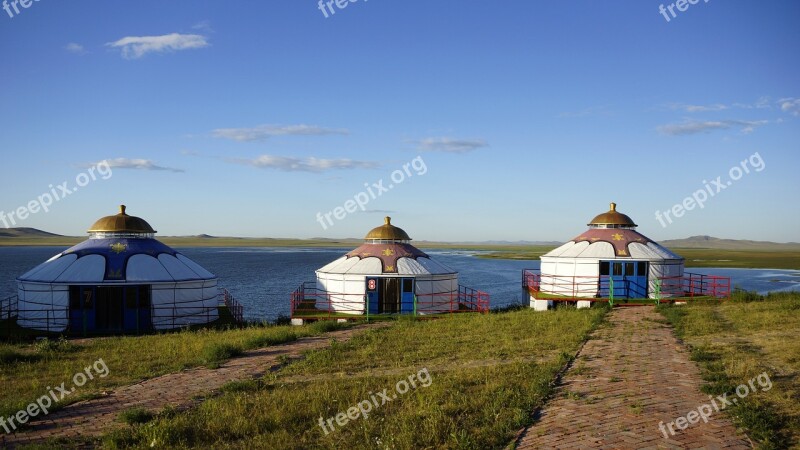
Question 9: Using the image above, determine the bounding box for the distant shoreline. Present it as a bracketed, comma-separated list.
[0, 237, 798, 270]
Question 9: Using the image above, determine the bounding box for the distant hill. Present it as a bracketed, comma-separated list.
[662, 235, 800, 251]
[1, 229, 798, 251]
[0, 228, 63, 238]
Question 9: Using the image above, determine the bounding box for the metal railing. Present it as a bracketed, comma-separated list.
[4, 286, 246, 336]
[1, 295, 18, 321]
[522, 269, 731, 303]
[220, 288, 244, 324]
[658, 273, 731, 299]
[290, 282, 490, 319]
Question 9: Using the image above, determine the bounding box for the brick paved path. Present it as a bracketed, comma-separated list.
[1, 324, 387, 448]
[516, 307, 752, 450]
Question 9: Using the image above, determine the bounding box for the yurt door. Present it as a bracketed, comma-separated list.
[366, 278, 379, 314]
[628, 262, 649, 298]
[95, 287, 124, 332]
[123, 286, 152, 333]
[600, 261, 648, 299]
[69, 286, 96, 335]
[400, 278, 415, 313]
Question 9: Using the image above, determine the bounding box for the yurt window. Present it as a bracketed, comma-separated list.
[599, 262, 610, 276]
[637, 262, 648, 276]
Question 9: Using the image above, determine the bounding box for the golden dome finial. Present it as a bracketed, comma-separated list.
[588, 202, 636, 228]
[87, 205, 156, 234]
[365, 216, 411, 241]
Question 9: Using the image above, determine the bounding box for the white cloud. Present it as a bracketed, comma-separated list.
[230, 155, 379, 172]
[670, 103, 729, 113]
[657, 120, 768, 136]
[668, 98, 772, 112]
[65, 43, 86, 54]
[212, 124, 349, 142]
[95, 158, 185, 173]
[106, 33, 209, 59]
[414, 137, 488, 153]
[192, 20, 213, 33]
[778, 98, 800, 116]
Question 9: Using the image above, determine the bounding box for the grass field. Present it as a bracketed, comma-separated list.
[80, 307, 608, 449]
[658, 292, 800, 449]
[0, 321, 349, 422]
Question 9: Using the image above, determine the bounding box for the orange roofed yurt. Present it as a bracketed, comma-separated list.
[291, 217, 489, 323]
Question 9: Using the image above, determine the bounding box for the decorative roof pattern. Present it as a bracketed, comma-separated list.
[345, 242, 428, 273]
[17, 238, 215, 283]
[572, 229, 652, 257]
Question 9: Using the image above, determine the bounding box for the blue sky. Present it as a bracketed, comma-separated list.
[0, 0, 798, 242]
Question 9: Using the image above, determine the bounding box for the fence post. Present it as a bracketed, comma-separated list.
[654, 278, 661, 306]
[609, 278, 615, 307]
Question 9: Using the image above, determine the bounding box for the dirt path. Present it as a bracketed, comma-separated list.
[516, 307, 752, 449]
[1, 323, 389, 448]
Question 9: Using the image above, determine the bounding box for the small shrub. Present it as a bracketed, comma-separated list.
[203, 343, 243, 368]
[309, 320, 344, 333]
[119, 407, 154, 425]
[34, 337, 76, 354]
[244, 328, 297, 349]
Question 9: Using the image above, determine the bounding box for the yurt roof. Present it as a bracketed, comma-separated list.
[317, 217, 456, 275]
[18, 206, 215, 284]
[543, 203, 683, 261]
[365, 216, 411, 241]
[543, 230, 682, 260]
[17, 238, 216, 283]
[588, 202, 637, 228]
[87, 205, 156, 234]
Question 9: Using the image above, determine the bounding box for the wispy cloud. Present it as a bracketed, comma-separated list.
[666, 98, 771, 113]
[65, 43, 86, 54]
[92, 158, 185, 173]
[658, 120, 768, 136]
[669, 103, 729, 113]
[229, 155, 379, 172]
[106, 33, 209, 59]
[212, 124, 349, 142]
[778, 98, 800, 116]
[414, 137, 488, 153]
[192, 20, 213, 33]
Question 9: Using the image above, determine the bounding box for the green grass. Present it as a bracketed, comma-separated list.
[0, 321, 350, 421]
[99, 307, 607, 449]
[118, 408, 155, 425]
[657, 291, 800, 449]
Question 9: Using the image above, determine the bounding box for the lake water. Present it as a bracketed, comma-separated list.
[1, 246, 799, 322]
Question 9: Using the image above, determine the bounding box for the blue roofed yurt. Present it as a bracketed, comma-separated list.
[15, 205, 219, 335]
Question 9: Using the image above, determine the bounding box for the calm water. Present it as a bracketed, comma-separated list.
[2, 246, 798, 322]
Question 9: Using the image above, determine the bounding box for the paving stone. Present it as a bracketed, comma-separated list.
[516, 307, 752, 450]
